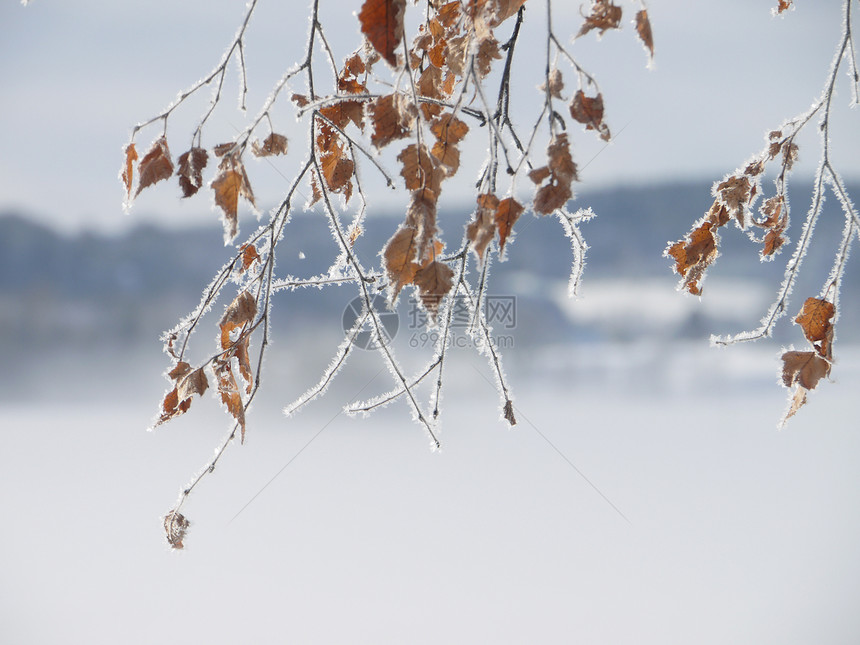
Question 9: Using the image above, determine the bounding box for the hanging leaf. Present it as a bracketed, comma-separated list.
[495, 197, 524, 256]
[781, 350, 830, 422]
[467, 193, 499, 262]
[215, 359, 246, 442]
[577, 0, 622, 38]
[383, 226, 421, 298]
[795, 297, 835, 359]
[211, 155, 256, 242]
[220, 291, 258, 350]
[121, 143, 138, 200]
[136, 137, 174, 196]
[414, 260, 454, 322]
[176, 147, 209, 198]
[666, 220, 718, 296]
[251, 132, 289, 157]
[163, 510, 190, 550]
[569, 90, 610, 141]
[358, 0, 406, 67]
[369, 94, 415, 148]
[635, 10, 654, 59]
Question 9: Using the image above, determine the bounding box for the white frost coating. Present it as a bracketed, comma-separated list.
[283, 309, 362, 416]
[557, 208, 593, 298]
[298, 251, 306, 260]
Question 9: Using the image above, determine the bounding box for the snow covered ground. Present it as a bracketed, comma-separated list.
[2, 340, 859, 644]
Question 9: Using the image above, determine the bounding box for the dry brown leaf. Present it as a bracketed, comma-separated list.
[795, 297, 835, 359]
[383, 226, 421, 298]
[154, 361, 209, 427]
[495, 197, 524, 255]
[488, 0, 527, 27]
[475, 37, 502, 77]
[569, 90, 610, 141]
[776, 0, 793, 14]
[164, 510, 190, 550]
[215, 360, 246, 442]
[177, 147, 209, 198]
[220, 291, 257, 350]
[533, 134, 577, 214]
[577, 0, 622, 38]
[240, 244, 260, 273]
[398, 143, 443, 194]
[136, 137, 174, 196]
[405, 188, 439, 263]
[666, 220, 718, 296]
[414, 259, 454, 322]
[359, 0, 406, 67]
[320, 100, 365, 131]
[369, 94, 414, 148]
[716, 175, 751, 228]
[211, 156, 255, 241]
[467, 193, 499, 262]
[321, 144, 355, 196]
[417, 66, 445, 118]
[635, 10, 654, 58]
[541, 69, 565, 99]
[251, 133, 288, 157]
[121, 143, 138, 200]
[781, 349, 829, 422]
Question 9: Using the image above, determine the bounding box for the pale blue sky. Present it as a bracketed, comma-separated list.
[1, 0, 857, 232]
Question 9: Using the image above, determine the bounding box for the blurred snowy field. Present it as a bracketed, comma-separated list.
[2, 337, 859, 645]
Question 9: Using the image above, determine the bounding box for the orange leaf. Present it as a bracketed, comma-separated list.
[136, 137, 174, 196]
[121, 143, 138, 200]
[776, 0, 793, 14]
[795, 297, 835, 358]
[176, 147, 209, 198]
[383, 226, 421, 298]
[215, 360, 246, 442]
[240, 244, 260, 273]
[211, 156, 255, 241]
[495, 197, 524, 255]
[358, 0, 406, 67]
[666, 220, 718, 296]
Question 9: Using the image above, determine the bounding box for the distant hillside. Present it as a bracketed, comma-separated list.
[2, 180, 858, 357]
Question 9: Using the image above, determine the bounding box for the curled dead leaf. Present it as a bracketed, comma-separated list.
[136, 137, 174, 197]
[252, 132, 288, 157]
[164, 510, 190, 550]
[177, 147, 209, 198]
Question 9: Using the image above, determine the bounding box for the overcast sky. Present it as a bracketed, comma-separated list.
[1, 0, 858, 233]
